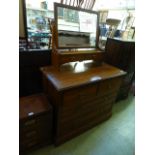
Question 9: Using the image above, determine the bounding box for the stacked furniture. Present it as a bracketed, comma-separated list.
[40, 2, 126, 145]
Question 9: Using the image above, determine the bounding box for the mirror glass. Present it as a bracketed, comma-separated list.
[56, 6, 98, 48]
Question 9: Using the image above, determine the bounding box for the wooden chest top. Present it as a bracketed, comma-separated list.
[19, 93, 52, 120]
[41, 61, 126, 91]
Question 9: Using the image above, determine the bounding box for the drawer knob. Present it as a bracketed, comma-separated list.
[28, 112, 34, 116]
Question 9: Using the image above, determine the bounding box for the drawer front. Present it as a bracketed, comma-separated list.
[98, 77, 122, 95]
[20, 113, 52, 133]
[60, 105, 113, 127]
[60, 93, 115, 124]
[20, 124, 52, 141]
[20, 137, 39, 150]
[64, 83, 98, 96]
[63, 84, 98, 105]
[20, 135, 52, 153]
[58, 92, 117, 136]
[20, 115, 53, 152]
[55, 78, 122, 142]
[20, 130, 37, 140]
[60, 53, 103, 64]
[61, 84, 98, 119]
[60, 55, 84, 64]
[58, 106, 112, 137]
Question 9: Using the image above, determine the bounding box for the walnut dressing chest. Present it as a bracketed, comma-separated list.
[41, 61, 126, 145]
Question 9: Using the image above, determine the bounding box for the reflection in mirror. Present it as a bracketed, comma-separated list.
[56, 6, 98, 48]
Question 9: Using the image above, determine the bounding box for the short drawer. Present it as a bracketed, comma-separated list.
[20, 135, 52, 153]
[20, 113, 52, 132]
[20, 124, 52, 140]
[60, 54, 101, 64]
[60, 56, 71, 64]
[63, 84, 97, 104]
[20, 138, 38, 150]
[60, 55, 83, 64]
[19, 124, 52, 154]
[98, 77, 122, 95]
[20, 130, 37, 140]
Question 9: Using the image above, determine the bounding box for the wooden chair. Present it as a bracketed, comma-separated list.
[60, 0, 96, 9]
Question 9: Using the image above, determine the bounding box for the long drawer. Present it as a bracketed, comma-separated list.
[60, 92, 117, 122]
[57, 109, 112, 142]
[57, 92, 117, 137]
[55, 78, 121, 136]
[62, 77, 121, 107]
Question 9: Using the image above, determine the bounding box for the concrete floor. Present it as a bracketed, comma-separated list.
[29, 95, 135, 155]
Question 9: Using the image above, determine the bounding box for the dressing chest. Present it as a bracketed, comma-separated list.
[41, 61, 126, 145]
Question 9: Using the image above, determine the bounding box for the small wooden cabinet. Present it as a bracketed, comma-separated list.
[41, 61, 126, 145]
[104, 38, 135, 100]
[19, 94, 53, 154]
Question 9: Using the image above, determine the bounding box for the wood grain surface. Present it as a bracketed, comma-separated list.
[41, 61, 126, 91]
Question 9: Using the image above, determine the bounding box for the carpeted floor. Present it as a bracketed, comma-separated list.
[28, 95, 135, 155]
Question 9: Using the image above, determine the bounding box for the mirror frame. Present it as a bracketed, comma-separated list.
[54, 2, 99, 49]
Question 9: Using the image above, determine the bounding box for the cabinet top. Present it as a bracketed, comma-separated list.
[111, 37, 135, 43]
[19, 93, 52, 120]
[41, 61, 126, 91]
